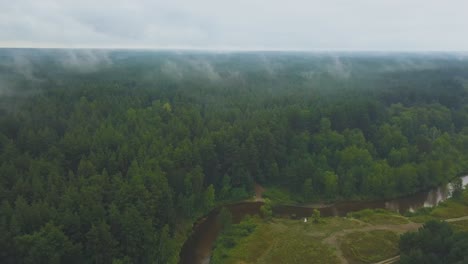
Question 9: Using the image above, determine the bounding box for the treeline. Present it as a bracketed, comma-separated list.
[1, 50, 468, 263]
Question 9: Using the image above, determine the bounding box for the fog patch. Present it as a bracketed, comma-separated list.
[259, 54, 275, 76]
[9, 52, 43, 83]
[160, 60, 184, 80]
[226, 70, 243, 80]
[189, 59, 221, 81]
[380, 58, 436, 72]
[59, 49, 112, 73]
[258, 54, 285, 77]
[326, 55, 350, 78]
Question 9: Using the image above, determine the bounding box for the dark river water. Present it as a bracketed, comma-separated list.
[179, 175, 468, 264]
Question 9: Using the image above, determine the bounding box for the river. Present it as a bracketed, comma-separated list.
[179, 175, 468, 264]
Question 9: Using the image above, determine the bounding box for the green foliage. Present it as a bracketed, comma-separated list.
[218, 207, 233, 231]
[312, 209, 321, 223]
[1, 50, 468, 262]
[262, 186, 297, 204]
[211, 216, 258, 264]
[203, 184, 216, 211]
[260, 199, 273, 220]
[451, 177, 463, 200]
[400, 220, 468, 264]
[219, 174, 233, 200]
[303, 178, 314, 201]
[85, 221, 117, 263]
[323, 171, 338, 199]
[15, 222, 82, 264]
[230, 187, 249, 201]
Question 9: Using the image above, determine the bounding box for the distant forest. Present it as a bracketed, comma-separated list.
[1, 50, 468, 263]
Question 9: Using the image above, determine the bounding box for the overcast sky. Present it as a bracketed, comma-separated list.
[1, 0, 468, 51]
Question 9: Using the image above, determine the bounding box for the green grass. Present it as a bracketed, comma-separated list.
[211, 217, 364, 264]
[255, 234, 339, 264]
[262, 186, 299, 204]
[348, 209, 409, 225]
[405, 207, 435, 223]
[277, 217, 367, 237]
[449, 219, 468, 232]
[340, 230, 399, 264]
[408, 214, 435, 223]
[430, 200, 468, 219]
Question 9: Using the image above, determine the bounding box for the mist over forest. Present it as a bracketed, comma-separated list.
[1, 49, 468, 263]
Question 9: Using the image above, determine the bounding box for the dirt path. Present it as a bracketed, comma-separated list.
[373, 255, 400, 264]
[445, 215, 468, 222]
[323, 222, 422, 264]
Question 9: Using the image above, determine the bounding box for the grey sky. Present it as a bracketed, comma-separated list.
[1, 0, 467, 51]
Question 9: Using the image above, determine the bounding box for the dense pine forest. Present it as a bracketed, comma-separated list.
[1, 49, 468, 263]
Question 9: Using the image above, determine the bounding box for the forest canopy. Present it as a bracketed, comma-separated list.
[1, 50, 468, 263]
[400, 220, 468, 263]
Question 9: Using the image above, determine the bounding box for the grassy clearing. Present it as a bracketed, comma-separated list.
[255, 234, 339, 264]
[211, 217, 364, 264]
[278, 217, 367, 237]
[348, 209, 409, 225]
[340, 230, 399, 264]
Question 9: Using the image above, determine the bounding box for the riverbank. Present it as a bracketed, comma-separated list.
[210, 187, 468, 264]
[179, 175, 468, 264]
[211, 211, 407, 264]
[263, 173, 468, 207]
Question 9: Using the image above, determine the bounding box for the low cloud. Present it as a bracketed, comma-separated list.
[327, 55, 351, 78]
[59, 49, 112, 72]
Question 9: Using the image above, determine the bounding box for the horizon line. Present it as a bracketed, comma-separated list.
[1, 46, 468, 54]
